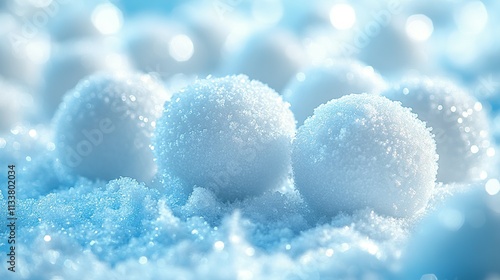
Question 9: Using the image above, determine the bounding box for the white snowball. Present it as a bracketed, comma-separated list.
[283, 60, 387, 125]
[356, 22, 428, 79]
[292, 94, 438, 218]
[383, 77, 492, 183]
[39, 40, 131, 119]
[170, 2, 231, 73]
[122, 17, 206, 79]
[402, 183, 500, 279]
[53, 72, 170, 182]
[47, 1, 112, 42]
[0, 78, 34, 132]
[0, 13, 44, 88]
[220, 29, 307, 92]
[154, 75, 296, 201]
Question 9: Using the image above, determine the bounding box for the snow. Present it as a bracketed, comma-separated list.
[0, 79, 34, 132]
[220, 29, 307, 92]
[401, 183, 500, 279]
[0, 13, 44, 89]
[0, 177, 409, 279]
[52, 72, 170, 182]
[39, 40, 131, 119]
[292, 94, 438, 218]
[383, 77, 493, 183]
[122, 16, 206, 79]
[1, 0, 500, 279]
[283, 59, 387, 125]
[154, 75, 296, 201]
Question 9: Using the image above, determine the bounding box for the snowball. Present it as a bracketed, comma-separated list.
[53, 72, 170, 182]
[154, 75, 296, 201]
[122, 17, 207, 79]
[283, 60, 387, 125]
[292, 94, 438, 218]
[383, 77, 492, 183]
[0, 13, 44, 88]
[0, 78, 35, 132]
[170, 2, 231, 74]
[39, 40, 131, 119]
[220, 29, 307, 92]
[356, 22, 428, 79]
[401, 183, 500, 279]
[47, 1, 112, 42]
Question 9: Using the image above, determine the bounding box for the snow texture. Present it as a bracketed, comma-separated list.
[383, 77, 492, 183]
[53, 72, 170, 182]
[292, 94, 438, 218]
[154, 75, 296, 201]
[0, 177, 409, 280]
[284, 60, 387, 126]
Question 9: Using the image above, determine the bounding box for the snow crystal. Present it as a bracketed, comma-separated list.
[401, 183, 500, 279]
[0, 177, 409, 280]
[53, 72, 170, 182]
[283, 60, 387, 126]
[383, 77, 492, 183]
[154, 75, 296, 201]
[292, 94, 438, 218]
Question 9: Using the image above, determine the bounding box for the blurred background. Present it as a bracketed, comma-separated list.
[1, 0, 499, 125]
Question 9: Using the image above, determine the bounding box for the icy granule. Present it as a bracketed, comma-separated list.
[283, 60, 387, 125]
[383, 77, 492, 183]
[53, 72, 170, 182]
[0, 177, 409, 279]
[154, 75, 296, 201]
[293, 94, 438, 218]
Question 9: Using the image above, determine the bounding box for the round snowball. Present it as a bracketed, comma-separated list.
[284, 60, 387, 126]
[39, 40, 131, 119]
[154, 75, 296, 201]
[220, 29, 307, 92]
[292, 94, 438, 217]
[402, 184, 500, 279]
[122, 17, 205, 79]
[383, 77, 491, 183]
[53, 72, 170, 182]
[0, 13, 44, 88]
[356, 23, 428, 78]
